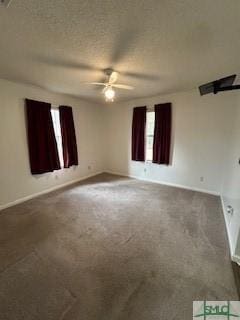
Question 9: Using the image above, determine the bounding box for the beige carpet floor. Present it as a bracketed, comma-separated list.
[0, 173, 238, 319]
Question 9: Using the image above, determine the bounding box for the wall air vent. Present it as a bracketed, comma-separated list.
[0, 0, 12, 7]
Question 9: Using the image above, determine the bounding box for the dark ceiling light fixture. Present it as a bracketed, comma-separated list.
[0, 0, 12, 7]
[199, 74, 240, 96]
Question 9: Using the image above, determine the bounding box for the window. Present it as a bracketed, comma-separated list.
[146, 111, 155, 161]
[51, 108, 64, 168]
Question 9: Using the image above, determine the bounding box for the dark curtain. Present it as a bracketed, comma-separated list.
[153, 103, 172, 165]
[25, 99, 60, 174]
[59, 105, 78, 168]
[132, 106, 146, 161]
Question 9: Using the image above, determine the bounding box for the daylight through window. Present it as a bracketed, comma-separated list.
[51, 108, 64, 168]
[146, 111, 155, 161]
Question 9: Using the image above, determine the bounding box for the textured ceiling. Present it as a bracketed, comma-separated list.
[0, 0, 240, 103]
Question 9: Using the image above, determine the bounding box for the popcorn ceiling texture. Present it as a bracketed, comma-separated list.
[0, 0, 240, 102]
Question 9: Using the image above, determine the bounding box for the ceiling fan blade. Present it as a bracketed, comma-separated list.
[109, 71, 118, 84]
[35, 54, 101, 72]
[121, 70, 160, 81]
[88, 82, 107, 86]
[111, 84, 134, 90]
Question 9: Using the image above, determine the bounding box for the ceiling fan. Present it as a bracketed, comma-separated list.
[87, 68, 134, 102]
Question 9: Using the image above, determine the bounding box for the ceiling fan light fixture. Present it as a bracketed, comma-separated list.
[87, 68, 133, 101]
[104, 86, 115, 102]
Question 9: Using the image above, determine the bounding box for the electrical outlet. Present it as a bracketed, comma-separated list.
[144, 168, 147, 173]
[200, 176, 204, 182]
[226, 205, 234, 216]
[88, 165, 91, 170]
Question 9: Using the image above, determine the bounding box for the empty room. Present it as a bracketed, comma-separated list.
[0, 0, 240, 319]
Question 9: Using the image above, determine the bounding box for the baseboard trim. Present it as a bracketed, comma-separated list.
[105, 170, 220, 196]
[0, 171, 103, 211]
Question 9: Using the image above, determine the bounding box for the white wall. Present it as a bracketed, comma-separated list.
[221, 96, 240, 262]
[104, 90, 238, 195]
[104, 89, 240, 262]
[1, 78, 239, 263]
[0, 79, 105, 209]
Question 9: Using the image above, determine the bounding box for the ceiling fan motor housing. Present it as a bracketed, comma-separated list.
[104, 68, 114, 76]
